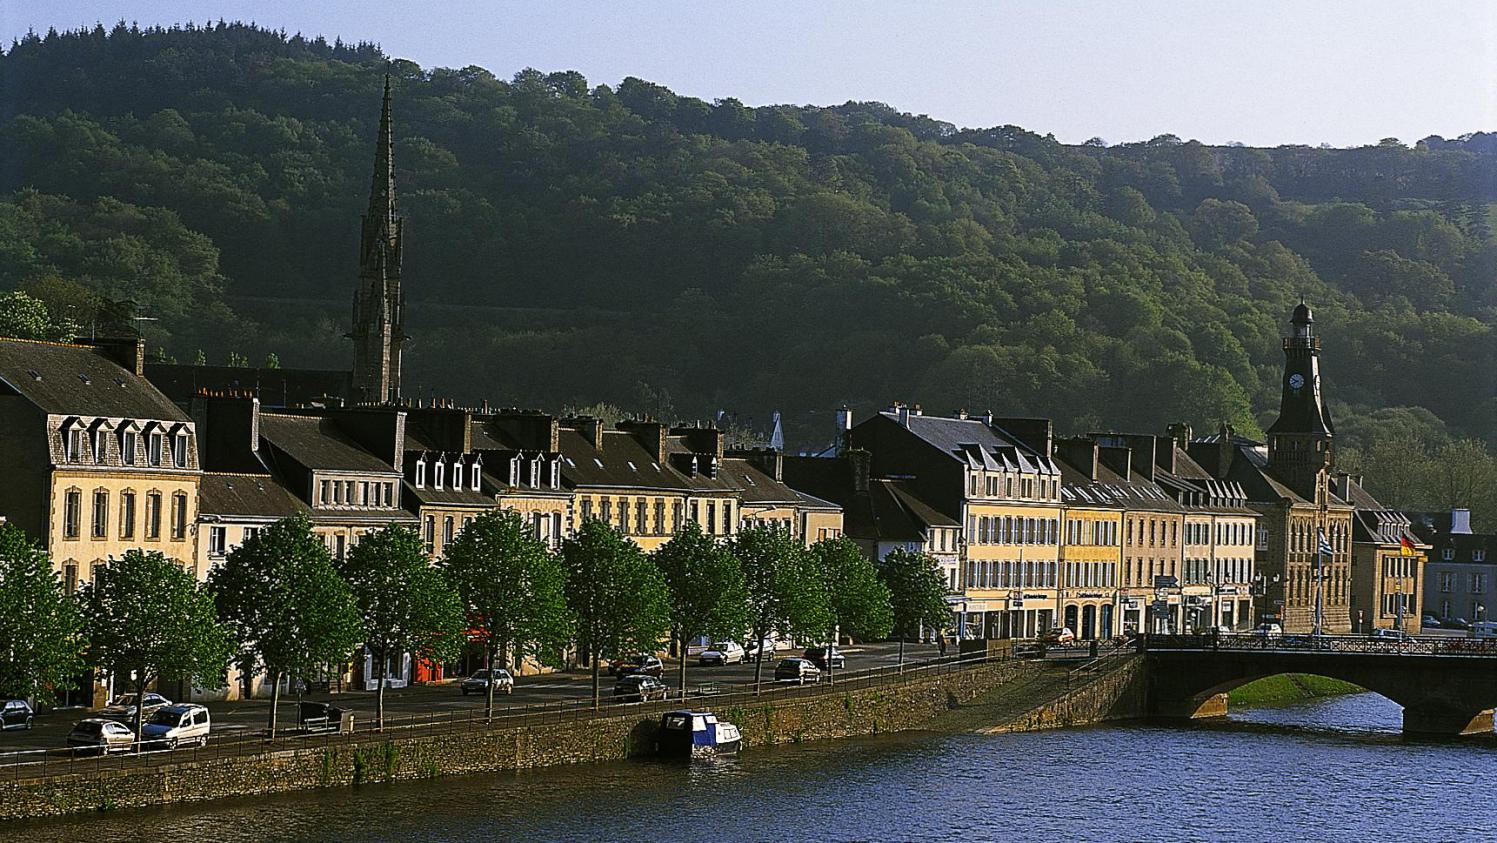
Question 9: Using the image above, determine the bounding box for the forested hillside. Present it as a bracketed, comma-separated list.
[1, 23, 1493, 519]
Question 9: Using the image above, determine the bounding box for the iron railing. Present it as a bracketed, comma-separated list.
[1143, 632, 1497, 657]
[0, 649, 1023, 781]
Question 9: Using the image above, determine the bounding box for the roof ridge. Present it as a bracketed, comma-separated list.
[0, 336, 92, 350]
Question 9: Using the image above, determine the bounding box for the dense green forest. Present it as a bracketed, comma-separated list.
[1, 23, 1493, 521]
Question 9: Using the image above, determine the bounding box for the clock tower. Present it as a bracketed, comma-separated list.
[1266, 301, 1334, 499]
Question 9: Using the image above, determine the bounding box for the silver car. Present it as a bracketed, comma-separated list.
[67, 718, 135, 754]
[99, 692, 173, 722]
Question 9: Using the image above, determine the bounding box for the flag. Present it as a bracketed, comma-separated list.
[1400, 535, 1418, 557]
[1317, 529, 1334, 556]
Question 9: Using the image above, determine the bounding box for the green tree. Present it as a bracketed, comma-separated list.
[561, 519, 670, 707]
[811, 537, 892, 683]
[80, 549, 232, 743]
[0, 290, 75, 341]
[0, 525, 84, 704]
[651, 522, 749, 695]
[207, 515, 362, 737]
[877, 549, 952, 668]
[439, 510, 573, 720]
[339, 525, 466, 730]
[733, 524, 830, 691]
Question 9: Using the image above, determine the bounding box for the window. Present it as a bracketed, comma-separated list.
[424, 516, 436, 553]
[672, 501, 683, 532]
[172, 432, 189, 468]
[63, 563, 78, 595]
[120, 490, 136, 539]
[171, 493, 188, 540]
[384, 483, 394, 507]
[145, 492, 162, 539]
[148, 432, 164, 466]
[580, 498, 593, 522]
[434, 461, 445, 490]
[333, 480, 344, 505]
[1471, 573, 1487, 594]
[91, 428, 107, 463]
[471, 462, 481, 490]
[617, 498, 628, 531]
[707, 502, 717, 534]
[119, 429, 138, 465]
[209, 526, 227, 557]
[637, 500, 648, 534]
[1442, 548, 1455, 561]
[336, 533, 346, 560]
[63, 489, 82, 539]
[443, 516, 454, 546]
[654, 500, 666, 534]
[415, 460, 427, 489]
[1256, 527, 1269, 551]
[722, 502, 733, 534]
[91, 489, 108, 538]
[1440, 572, 1454, 593]
[1475, 550, 1488, 563]
[600, 499, 612, 524]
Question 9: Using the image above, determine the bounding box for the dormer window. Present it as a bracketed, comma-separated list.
[470, 459, 481, 490]
[147, 430, 164, 466]
[90, 427, 107, 463]
[172, 431, 190, 468]
[415, 458, 427, 489]
[65, 426, 87, 463]
[119, 428, 138, 466]
[549, 458, 560, 489]
[433, 460, 445, 491]
[528, 456, 541, 487]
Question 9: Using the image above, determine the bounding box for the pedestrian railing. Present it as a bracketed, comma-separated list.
[1143, 632, 1497, 657]
[0, 649, 1019, 781]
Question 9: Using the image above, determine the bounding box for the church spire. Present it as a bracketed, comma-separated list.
[349, 73, 406, 405]
[1267, 300, 1334, 499]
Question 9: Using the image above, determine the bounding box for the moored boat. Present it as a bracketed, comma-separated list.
[655, 710, 742, 758]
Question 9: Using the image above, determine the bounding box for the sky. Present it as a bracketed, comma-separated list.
[5, 1, 1495, 147]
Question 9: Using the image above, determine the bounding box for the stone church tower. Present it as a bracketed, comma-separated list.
[1266, 300, 1334, 500]
[349, 75, 406, 405]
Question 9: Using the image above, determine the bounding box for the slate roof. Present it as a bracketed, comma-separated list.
[198, 472, 308, 519]
[891, 413, 1060, 475]
[258, 413, 397, 474]
[780, 455, 945, 542]
[558, 428, 684, 491]
[0, 339, 187, 420]
[403, 481, 494, 508]
[144, 363, 351, 408]
[1054, 455, 1183, 512]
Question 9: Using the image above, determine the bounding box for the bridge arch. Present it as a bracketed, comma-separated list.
[1145, 645, 1497, 736]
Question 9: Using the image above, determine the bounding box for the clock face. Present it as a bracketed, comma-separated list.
[1288, 373, 1305, 390]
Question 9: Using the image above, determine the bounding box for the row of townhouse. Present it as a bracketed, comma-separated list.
[0, 335, 841, 702]
[773, 303, 1428, 640]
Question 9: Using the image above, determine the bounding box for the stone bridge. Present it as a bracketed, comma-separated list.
[1143, 634, 1497, 735]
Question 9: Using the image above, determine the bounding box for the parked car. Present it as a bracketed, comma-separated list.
[802, 646, 845, 670]
[1251, 623, 1283, 639]
[609, 654, 664, 678]
[612, 674, 669, 702]
[99, 692, 172, 722]
[1446, 617, 1472, 630]
[745, 637, 784, 660]
[699, 641, 747, 666]
[1040, 627, 1075, 645]
[0, 699, 34, 730]
[1369, 627, 1412, 642]
[67, 718, 135, 755]
[774, 658, 821, 685]
[460, 668, 514, 696]
[141, 704, 211, 749]
[1421, 615, 1442, 629]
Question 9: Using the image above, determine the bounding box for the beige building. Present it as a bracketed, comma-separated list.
[0, 337, 201, 590]
[722, 448, 842, 547]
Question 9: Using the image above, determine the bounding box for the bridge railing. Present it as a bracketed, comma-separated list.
[1143, 632, 1497, 657]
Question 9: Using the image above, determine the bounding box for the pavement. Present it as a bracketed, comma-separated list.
[0, 640, 954, 755]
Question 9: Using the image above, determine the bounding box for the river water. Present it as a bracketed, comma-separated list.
[7, 692, 1495, 842]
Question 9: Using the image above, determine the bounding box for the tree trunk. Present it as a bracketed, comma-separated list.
[375, 646, 387, 731]
[133, 670, 148, 754]
[590, 653, 600, 710]
[752, 626, 765, 695]
[677, 627, 688, 701]
[898, 637, 905, 673]
[485, 642, 497, 723]
[269, 669, 281, 739]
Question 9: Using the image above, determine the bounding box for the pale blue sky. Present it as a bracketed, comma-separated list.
[6, 1, 1494, 147]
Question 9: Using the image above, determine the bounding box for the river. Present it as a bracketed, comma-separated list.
[6, 692, 1494, 842]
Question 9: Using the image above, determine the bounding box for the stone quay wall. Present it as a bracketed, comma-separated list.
[0, 658, 1061, 822]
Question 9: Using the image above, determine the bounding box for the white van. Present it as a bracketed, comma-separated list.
[141, 703, 211, 749]
[1468, 621, 1497, 640]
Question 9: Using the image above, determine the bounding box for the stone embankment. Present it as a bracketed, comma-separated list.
[0, 655, 1142, 822]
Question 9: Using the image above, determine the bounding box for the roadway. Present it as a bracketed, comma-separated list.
[0, 641, 953, 754]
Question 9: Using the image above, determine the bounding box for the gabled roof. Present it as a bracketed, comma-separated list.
[258, 413, 397, 474]
[0, 339, 187, 420]
[889, 413, 1060, 475]
[198, 472, 308, 519]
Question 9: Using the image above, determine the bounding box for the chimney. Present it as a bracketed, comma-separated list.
[1166, 422, 1193, 452]
[673, 425, 724, 462]
[892, 401, 913, 428]
[1056, 437, 1100, 482]
[1154, 436, 1177, 474]
[405, 407, 472, 453]
[955, 408, 968, 420]
[618, 419, 667, 463]
[847, 448, 871, 494]
[1451, 509, 1473, 535]
[993, 417, 1054, 459]
[81, 336, 146, 377]
[490, 410, 560, 452]
[564, 416, 605, 450]
[1098, 445, 1132, 479]
[835, 405, 854, 433]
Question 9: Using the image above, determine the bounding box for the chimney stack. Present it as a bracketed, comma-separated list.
[1451, 508, 1473, 535]
[847, 448, 871, 494]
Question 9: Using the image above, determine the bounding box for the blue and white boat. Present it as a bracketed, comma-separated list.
[655, 710, 742, 758]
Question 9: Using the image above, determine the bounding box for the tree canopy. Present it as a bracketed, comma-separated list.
[1, 24, 1492, 523]
[0, 525, 84, 703]
[561, 519, 671, 705]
